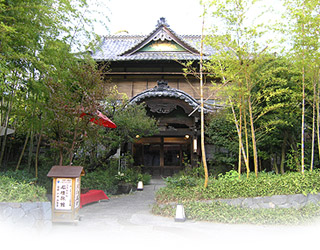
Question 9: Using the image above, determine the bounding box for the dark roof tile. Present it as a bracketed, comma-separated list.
[92, 19, 215, 61]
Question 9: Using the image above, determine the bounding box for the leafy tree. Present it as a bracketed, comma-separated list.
[283, 0, 320, 173]
[74, 87, 158, 170]
[251, 56, 301, 173]
[205, 55, 302, 175]
[0, 0, 107, 174]
[44, 57, 107, 166]
[204, 0, 272, 177]
[206, 109, 239, 175]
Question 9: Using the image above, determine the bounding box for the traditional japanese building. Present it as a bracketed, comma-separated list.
[91, 18, 217, 176]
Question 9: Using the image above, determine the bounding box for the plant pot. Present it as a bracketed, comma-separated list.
[117, 183, 134, 194]
[81, 188, 90, 194]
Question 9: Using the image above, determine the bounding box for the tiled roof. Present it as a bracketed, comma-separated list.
[91, 19, 215, 61]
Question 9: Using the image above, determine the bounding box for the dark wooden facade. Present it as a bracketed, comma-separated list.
[92, 18, 215, 176]
[129, 79, 202, 176]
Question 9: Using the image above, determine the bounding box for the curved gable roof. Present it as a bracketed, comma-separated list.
[91, 18, 215, 61]
[129, 80, 212, 114]
[121, 18, 200, 56]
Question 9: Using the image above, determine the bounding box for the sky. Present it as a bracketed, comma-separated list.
[90, 0, 285, 47]
[94, 0, 204, 36]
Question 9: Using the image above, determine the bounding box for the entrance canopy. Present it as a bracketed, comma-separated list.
[129, 80, 209, 176]
[129, 80, 212, 114]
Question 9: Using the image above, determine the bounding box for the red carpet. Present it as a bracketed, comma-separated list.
[80, 190, 109, 208]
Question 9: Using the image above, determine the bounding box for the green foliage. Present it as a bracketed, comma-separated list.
[81, 161, 152, 195]
[141, 172, 151, 185]
[165, 175, 199, 188]
[116, 168, 152, 186]
[44, 60, 107, 165]
[286, 146, 302, 172]
[181, 165, 205, 178]
[217, 169, 239, 181]
[154, 169, 320, 225]
[1, 170, 37, 183]
[0, 176, 47, 202]
[250, 56, 302, 170]
[0, 0, 109, 171]
[81, 169, 119, 195]
[74, 87, 158, 168]
[205, 111, 238, 174]
[152, 201, 320, 225]
[156, 170, 320, 203]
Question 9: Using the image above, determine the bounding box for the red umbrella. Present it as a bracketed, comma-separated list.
[80, 110, 117, 128]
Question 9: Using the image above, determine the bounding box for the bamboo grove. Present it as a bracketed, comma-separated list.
[202, 0, 320, 177]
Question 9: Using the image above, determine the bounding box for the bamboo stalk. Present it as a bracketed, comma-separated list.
[35, 129, 43, 179]
[16, 131, 30, 171]
[200, 8, 209, 189]
[229, 98, 249, 172]
[311, 77, 316, 171]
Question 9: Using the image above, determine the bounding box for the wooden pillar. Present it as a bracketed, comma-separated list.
[160, 137, 164, 175]
[179, 144, 183, 167]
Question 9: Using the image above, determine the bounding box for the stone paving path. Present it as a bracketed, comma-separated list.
[3, 178, 320, 250]
[47, 178, 320, 250]
[76, 178, 167, 230]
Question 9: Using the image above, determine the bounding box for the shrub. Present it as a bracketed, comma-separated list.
[141, 172, 151, 185]
[1, 170, 37, 183]
[81, 167, 152, 195]
[152, 201, 320, 225]
[0, 176, 47, 202]
[81, 169, 118, 195]
[156, 170, 320, 203]
[207, 171, 320, 199]
[116, 168, 151, 185]
[165, 175, 198, 188]
[154, 170, 320, 225]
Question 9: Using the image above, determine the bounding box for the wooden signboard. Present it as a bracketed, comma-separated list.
[47, 166, 84, 223]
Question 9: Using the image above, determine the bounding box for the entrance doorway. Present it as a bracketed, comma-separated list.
[133, 136, 191, 176]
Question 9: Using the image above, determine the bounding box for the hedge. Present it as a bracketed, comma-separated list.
[156, 171, 320, 203]
[153, 170, 320, 225]
[152, 201, 320, 225]
[0, 176, 47, 202]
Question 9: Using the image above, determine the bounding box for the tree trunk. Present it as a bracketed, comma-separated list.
[280, 132, 288, 174]
[238, 92, 242, 178]
[27, 129, 34, 171]
[199, 10, 209, 188]
[35, 130, 42, 179]
[243, 102, 250, 177]
[301, 66, 305, 174]
[273, 154, 279, 174]
[59, 146, 63, 166]
[317, 70, 320, 163]
[311, 77, 316, 171]
[230, 98, 249, 175]
[0, 97, 13, 168]
[248, 95, 258, 177]
[300, 7, 306, 174]
[69, 129, 78, 166]
[16, 131, 30, 171]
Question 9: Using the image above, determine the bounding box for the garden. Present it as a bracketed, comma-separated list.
[2, 0, 320, 226]
[152, 169, 320, 225]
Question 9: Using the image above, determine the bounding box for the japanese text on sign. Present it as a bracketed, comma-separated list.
[55, 178, 72, 210]
[75, 177, 80, 208]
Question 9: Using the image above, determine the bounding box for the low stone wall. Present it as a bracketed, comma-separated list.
[0, 202, 52, 230]
[214, 193, 320, 209]
[163, 193, 320, 209]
